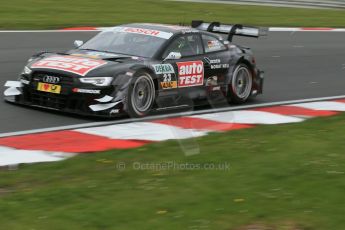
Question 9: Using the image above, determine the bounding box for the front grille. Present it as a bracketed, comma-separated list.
[26, 71, 74, 110]
[29, 90, 68, 109]
[23, 71, 113, 113]
[31, 72, 74, 85]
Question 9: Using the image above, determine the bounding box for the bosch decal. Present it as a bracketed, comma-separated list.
[31, 55, 107, 76]
[177, 61, 204, 87]
[113, 27, 173, 39]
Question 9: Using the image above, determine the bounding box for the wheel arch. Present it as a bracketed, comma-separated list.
[132, 66, 159, 91]
[225, 57, 254, 85]
[236, 58, 255, 75]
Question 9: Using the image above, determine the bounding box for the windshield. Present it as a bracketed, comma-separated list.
[79, 27, 170, 58]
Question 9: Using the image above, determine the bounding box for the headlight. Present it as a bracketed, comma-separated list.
[22, 66, 32, 75]
[79, 77, 113, 86]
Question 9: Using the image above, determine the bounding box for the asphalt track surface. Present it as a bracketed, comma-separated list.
[1, 31, 345, 133]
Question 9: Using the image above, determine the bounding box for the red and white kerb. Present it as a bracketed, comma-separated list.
[31, 55, 107, 76]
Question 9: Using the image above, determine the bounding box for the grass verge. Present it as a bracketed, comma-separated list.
[0, 0, 345, 29]
[1, 114, 345, 229]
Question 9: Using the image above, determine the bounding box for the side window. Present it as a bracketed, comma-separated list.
[202, 34, 227, 53]
[163, 34, 203, 58]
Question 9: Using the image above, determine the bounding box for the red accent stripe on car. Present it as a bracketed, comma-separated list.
[0, 130, 148, 153]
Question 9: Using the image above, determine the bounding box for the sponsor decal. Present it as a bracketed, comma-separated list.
[110, 109, 120, 114]
[211, 63, 230, 70]
[72, 88, 101, 94]
[113, 27, 173, 39]
[160, 72, 177, 89]
[31, 55, 107, 76]
[209, 59, 221, 64]
[212, 86, 221, 91]
[152, 64, 175, 74]
[37, 83, 61, 94]
[206, 76, 218, 86]
[43, 75, 60, 84]
[161, 81, 177, 89]
[207, 40, 223, 51]
[177, 61, 204, 88]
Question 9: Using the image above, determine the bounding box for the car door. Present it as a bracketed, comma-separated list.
[200, 33, 231, 87]
[160, 33, 210, 99]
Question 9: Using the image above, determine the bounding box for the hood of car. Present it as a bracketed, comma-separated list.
[28, 51, 145, 77]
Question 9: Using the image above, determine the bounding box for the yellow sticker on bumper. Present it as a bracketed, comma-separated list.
[37, 82, 61, 94]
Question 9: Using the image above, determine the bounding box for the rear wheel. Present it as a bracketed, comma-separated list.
[229, 64, 253, 104]
[127, 71, 155, 118]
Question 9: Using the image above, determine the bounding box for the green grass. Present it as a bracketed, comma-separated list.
[0, 0, 345, 29]
[1, 114, 345, 229]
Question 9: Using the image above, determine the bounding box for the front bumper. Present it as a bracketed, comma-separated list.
[4, 78, 125, 118]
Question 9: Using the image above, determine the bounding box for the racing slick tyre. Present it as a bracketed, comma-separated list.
[126, 71, 156, 118]
[229, 63, 253, 104]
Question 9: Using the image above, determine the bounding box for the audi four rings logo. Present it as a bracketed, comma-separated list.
[43, 75, 60, 84]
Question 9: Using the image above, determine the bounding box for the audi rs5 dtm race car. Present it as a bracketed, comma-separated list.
[4, 21, 266, 118]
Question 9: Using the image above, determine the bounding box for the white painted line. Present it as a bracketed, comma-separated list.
[1, 94, 345, 138]
[191, 111, 303, 124]
[169, 0, 345, 10]
[0, 147, 73, 166]
[292, 101, 345, 111]
[269, 27, 345, 32]
[76, 122, 207, 141]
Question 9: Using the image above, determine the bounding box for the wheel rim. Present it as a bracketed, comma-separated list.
[131, 74, 155, 115]
[232, 66, 252, 99]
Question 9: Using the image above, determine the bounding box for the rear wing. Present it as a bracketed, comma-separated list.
[191, 20, 268, 42]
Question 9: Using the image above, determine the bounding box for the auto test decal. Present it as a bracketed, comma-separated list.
[31, 55, 107, 76]
[177, 61, 204, 87]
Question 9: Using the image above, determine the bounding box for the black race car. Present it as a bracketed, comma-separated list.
[4, 21, 266, 118]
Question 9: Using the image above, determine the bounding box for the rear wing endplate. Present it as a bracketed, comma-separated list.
[191, 20, 268, 42]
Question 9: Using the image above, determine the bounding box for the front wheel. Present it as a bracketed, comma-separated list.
[229, 64, 253, 104]
[126, 71, 156, 118]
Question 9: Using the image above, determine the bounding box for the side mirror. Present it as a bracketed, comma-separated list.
[164, 52, 182, 61]
[74, 40, 84, 48]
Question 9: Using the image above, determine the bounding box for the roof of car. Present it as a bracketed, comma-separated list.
[118, 23, 199, 34]
[105, 23, 224, 41]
